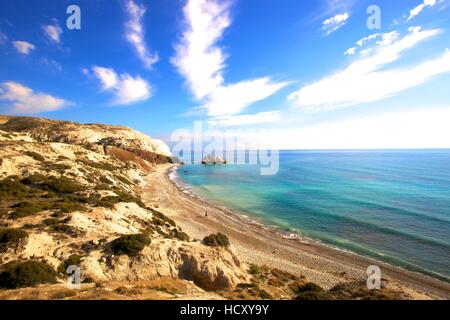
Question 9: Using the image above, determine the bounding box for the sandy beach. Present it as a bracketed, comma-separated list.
[141, 163, 450, 300]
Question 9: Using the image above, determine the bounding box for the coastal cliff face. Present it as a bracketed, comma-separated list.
[0, 115, 172, 164]
[0, 116, 413, 300]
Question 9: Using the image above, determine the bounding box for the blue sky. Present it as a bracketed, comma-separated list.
[0, 0, 449, 148]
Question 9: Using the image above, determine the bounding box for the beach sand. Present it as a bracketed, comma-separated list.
[140, 164, 450, 300]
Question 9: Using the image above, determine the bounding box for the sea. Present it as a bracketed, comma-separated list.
[176, 150, 450, 281]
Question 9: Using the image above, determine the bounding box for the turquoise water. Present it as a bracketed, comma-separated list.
[177, 150, 450, 281]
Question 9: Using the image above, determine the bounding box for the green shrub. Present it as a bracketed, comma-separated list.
[25, 151, 45, 161]
[57, 254, 82, 274]
[291, 282, 324, 293]
[45, 163, 72, 173]
[10, 201, 50, 219]
[50, 224, 79, 237]
[110, 234, 151, 257]
[0, 260, 57, 289]
[0, 177, 29, 198]
[52, 198, 85, 213]
[40, 176, 84, 194]
[20, 173, 47, 186]
[248, 264, 262, 275]
[21, 175, 84, 195]
[42, 218, 61, 226]
[0, 228, 28, 252]
[170, 229, 190, 242]
[202, 233, 230, 247]
[152, 210, 176, 227]
[290, 282, 328, 300]
[114, 190, 145, 208]
[257, 289, 273, 300]
[78, 159, 116, 171]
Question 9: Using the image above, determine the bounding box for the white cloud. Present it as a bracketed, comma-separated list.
[12, 40, 35, 55]
[407, 0, 438, 21]
[205, 78, 288, 117]
[124, 0, 158, 69]
[0, 81, 68, 114]
[172, 0, 287, 119]
[90, 66, 152, 105]
[289, 27, 450, 110]
[344, 47, 357, 55]
[208, 111, 281, 127]
[322, 12, 349, 35]
[345, 31, 400, 55]
[252, 108, 450, 149]
[43, 23, 63, 43]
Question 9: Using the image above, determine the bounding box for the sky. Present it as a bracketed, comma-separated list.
[0, 0, 450, 149]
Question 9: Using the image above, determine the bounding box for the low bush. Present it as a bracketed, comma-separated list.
[25, 151, 45, 161]
[170, 229, 190, 242]
[202, 233, 230, 248]
[78, 159, 116, 171]
[0, 177, 30, 199]
[21, 174, 84, 195]
[57, 254, 82, 274]
[0, 228, 28, 252]
[50, 224, 79, 237]
[0, 260, 57, 289]
[52, 198, 85, 213]
[110, 234, 151, 257]
[39, 176, 84, 194]
[42, 218, 61, 226]
[291, 282, 323, 293]
[290, 282, 328, 300]
[44, 163, 72, 173]
[248, 264, 262, 275]
[10, 201, 51, 219]
[152, 210, 176, 227]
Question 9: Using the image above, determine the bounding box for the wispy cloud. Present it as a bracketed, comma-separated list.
[204, 78, 287, 117]
[208, 111, 281, 127]
[89, 66, 153, 105]
[407, 0, 438, 21]
[0, 81, 68, 114]
[12, 40, 35, 55]
[344, 31, 400, 55]
[124, 0, 158, 69]
[322, 12, 349, 35]
[42, 22, 63, 44]
[172, 0, 288, 122]
[288, 27, 450, 110]
[41, 58, 63, 72]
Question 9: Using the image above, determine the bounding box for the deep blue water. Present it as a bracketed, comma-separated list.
[177, 150, 450, 281]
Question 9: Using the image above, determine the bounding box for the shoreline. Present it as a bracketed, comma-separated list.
[169, 165, 450, 284]
[141, 163, 450, 299]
